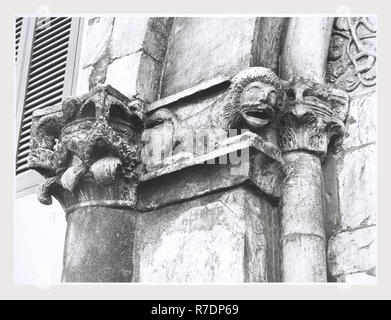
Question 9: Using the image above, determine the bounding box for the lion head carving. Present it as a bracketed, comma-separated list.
[224, 67, 284, 131]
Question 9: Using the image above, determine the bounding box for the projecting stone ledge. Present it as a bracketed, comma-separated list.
[137, 131, 285, 211]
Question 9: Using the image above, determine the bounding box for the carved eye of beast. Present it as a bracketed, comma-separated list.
[239, 82, 278, 129]
[224, 67, 284, 131]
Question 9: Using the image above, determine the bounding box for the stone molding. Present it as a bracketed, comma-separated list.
[139, 131, 284, 209]
[28, 85, 145, 210]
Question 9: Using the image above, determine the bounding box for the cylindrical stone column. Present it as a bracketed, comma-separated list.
[280, 17, 334, 84]
[280, 152, 326, 282]
[278, 17, 348, 282]
[28, 85, 145, 282]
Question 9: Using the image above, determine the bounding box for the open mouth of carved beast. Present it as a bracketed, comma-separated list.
[240, 104, 274, 129]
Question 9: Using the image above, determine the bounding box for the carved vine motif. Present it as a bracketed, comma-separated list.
[326, 17, 377, 92]
[278, 79, 349, 155]
[28, 85, 145, 206]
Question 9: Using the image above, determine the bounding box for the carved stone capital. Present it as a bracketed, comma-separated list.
[28, 85, 145, 211]
[278, 79, 349, 155]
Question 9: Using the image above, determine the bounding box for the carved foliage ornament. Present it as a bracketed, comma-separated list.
[326, 17, 377, 92]
[28, 85, 145, 207]
[278, 78, 349, 155]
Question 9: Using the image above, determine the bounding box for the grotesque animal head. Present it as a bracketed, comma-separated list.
[224, 67, 284, 131]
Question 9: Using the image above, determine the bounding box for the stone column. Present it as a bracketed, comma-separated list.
[28, 85, 145, 282]
[278, 18, 349, 282]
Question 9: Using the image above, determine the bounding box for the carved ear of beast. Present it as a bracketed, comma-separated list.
[224, 67, 284, 130]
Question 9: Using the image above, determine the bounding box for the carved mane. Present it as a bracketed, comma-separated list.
[223, 67, 284, 129]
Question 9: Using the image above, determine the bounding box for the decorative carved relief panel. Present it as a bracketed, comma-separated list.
[326, 17, 376, 92]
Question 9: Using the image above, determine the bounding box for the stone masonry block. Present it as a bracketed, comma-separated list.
[342, 90, 376, 149]
[105, 52, 162, 102]
[110, 17, 149, 59]
[82, 17, 114, 68]
[337, 144, 376, 230]
[134, 187, 278, 282]
[328, 226, 376, 278]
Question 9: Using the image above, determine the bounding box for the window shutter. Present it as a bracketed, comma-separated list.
[15, 17, 81, 176]
[15, 17, 24, 61]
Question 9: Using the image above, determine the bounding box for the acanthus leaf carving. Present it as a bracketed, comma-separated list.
[278, 78, 349, 155]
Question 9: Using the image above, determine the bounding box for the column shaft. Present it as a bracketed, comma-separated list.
[62, 206, 136, 282]
[280, 152, 326, 282]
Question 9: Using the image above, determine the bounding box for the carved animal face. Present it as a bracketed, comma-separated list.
[224, 67, 283, 132]
[239, 82, 278, 129]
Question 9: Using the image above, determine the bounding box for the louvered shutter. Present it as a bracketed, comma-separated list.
[15, 17, 23, 61]
[15, 17, 81, 176]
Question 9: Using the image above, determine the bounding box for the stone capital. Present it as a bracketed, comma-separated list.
[278, 79, 349, 155]
[28, 85, 145, 212]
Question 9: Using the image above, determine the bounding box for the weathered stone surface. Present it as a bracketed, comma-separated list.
[137, 53, 163, 103]
[161, 17, 256, 97]
[277, 17, 349, 283]
[110, 17, 149, 59]
[28, 85, 144, 205]
[133, 187, 279, 282]
[142, 67, 284, 171]
[282, 236, 326, 282]
[280, 152, 327, 282]
[82, 17, 114, 68]
[143, 17, 174, 62]
[138, 155, 282, 211]
[280, 17, 333, 83]
[76, 66, 93, 95]
[110, 17, 173, 62]
[138, 164, 246, 211]
[105, 52, 162, 102]
[342, 90, 376, 149]
[139, 131, 284, 210]
[251, 18, 288, 74]
[105, 54, 140, 99]
[62, 207, 136, 282]
[281, 152, 325, 238]
[337, 144, 376, 230]
[168, 86, 227, 121]
[328, 226, 376, 277]
[278, 79, 349, 156]
[28, 85, 145, 282]
[322, 153, 341, 239]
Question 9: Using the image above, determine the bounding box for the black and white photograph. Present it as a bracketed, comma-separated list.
[13, 13, 377, 288]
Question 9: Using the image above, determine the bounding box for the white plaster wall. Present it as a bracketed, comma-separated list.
[14, 193, 66, 285]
